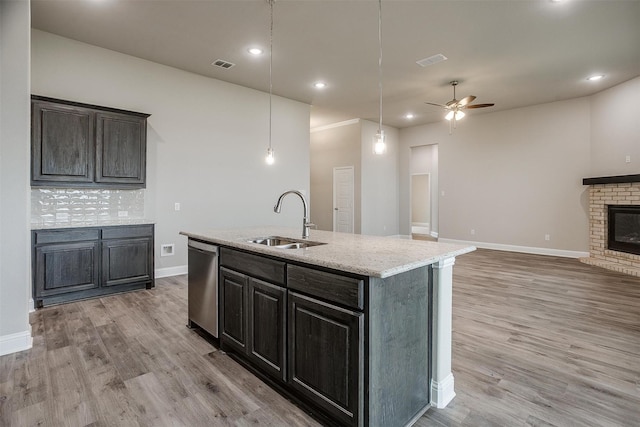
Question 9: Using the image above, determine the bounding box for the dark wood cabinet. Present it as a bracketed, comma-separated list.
[248, 278, 287, 381]
[32, 224, 154, 307]
[220, 267, 248, 353]
[220, 249, 287, 382]
[31, 96, 149, 188]
[31, 100, 95, 184]
[34, 240, 100, 298]
[288, 291, 363, 426]
[96, 111, 146, 185]
[102, 237, 153, 287]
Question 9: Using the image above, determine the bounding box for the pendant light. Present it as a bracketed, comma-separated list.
[373, 0, 386, 155]
[265, 0, 275, 165]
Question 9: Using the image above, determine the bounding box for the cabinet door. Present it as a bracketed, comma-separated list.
[220, 267, 249, 354]
[101, 237, 153, 287]
[34, 241, 100, 298]
[288, 291, 363, 426]
[95, 111, 146, 186]
[32, 100, 94, 184]
[248, 278, 287, 381]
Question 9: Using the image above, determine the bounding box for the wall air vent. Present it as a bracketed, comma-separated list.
[416, 53, 447, 67]
[211, 59, 236, 69]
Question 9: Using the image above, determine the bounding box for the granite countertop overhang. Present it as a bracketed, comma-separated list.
[180, 226, 475, 278]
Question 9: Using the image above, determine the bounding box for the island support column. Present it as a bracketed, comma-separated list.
[431, 257, 456, 408]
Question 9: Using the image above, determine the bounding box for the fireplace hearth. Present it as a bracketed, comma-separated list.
[609, 205, 640, 255]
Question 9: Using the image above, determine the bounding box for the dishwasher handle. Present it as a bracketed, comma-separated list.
[187, 239, 219, 254]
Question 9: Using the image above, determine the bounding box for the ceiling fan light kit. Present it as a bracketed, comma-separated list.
[425, 80, 495, 134]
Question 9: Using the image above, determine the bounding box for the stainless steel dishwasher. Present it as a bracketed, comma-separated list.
[187, 239, 219, 338]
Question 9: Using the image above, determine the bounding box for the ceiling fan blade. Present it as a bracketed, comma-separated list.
[458, 95, 476, 107]
[425, 102, 447, 108]
[465, 103, 495, 109]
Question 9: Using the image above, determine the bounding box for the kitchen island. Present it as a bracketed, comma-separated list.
[180, 226, 474, 427]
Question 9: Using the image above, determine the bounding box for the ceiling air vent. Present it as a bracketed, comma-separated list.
[416, 53, 447, 67]
[211, 59, 236, 69]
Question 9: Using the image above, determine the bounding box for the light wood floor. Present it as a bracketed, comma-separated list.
[1, 249, 639, 426]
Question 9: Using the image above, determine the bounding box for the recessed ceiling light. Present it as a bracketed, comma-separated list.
[313, 82, 327, 89]
[587, 74, 605, 81]
[405, 113, 415, 119]
[248, 48, 263, 55]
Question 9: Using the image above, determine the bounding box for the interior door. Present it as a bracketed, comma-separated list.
[333, 166, 354, 233]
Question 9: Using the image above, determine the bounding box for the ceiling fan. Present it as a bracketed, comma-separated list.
[425, 81, 494, 133]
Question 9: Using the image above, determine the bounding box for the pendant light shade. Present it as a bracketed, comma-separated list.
[265, 147, 275, 165]
[373, 130, 386, 155]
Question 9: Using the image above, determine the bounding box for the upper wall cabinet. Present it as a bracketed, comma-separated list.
[31, 96, 150, 188]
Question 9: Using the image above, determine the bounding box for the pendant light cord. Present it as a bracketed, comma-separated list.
[269, 0, 273, 151]
[378, 0, 383, 132]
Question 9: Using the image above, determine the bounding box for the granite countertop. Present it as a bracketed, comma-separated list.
[180, 226, 475, 278]
[31, 218, 155, 230]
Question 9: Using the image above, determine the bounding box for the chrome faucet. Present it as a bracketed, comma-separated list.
[274, 190, 315, 239]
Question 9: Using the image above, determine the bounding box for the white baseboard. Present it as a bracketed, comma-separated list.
[155, 265, 188, 278]
[431, 231, 439, 239]
[0, 326, 33, 356]
[438, 238, 589, 259]
[412, 225, 431, 235]
[431, 373, 456, 408]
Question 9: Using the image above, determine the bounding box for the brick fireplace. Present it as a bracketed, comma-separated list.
[581, 174, 640, 277]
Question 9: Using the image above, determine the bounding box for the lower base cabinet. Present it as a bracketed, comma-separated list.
[32, 224, 154, 307]
[220, 265, 287, 381]
[248, 278, 287, 381]
[288, 291, 363, 426]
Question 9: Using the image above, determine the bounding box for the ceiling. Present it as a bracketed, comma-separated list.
[31, 0, 640, 129]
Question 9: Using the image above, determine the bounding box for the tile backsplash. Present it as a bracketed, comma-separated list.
[31, 188, 145, 226]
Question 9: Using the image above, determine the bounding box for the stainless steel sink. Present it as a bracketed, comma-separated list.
[248, 236, 326, 249]
[248, 237, 295, 246]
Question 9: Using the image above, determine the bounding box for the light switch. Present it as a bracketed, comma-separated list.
[174, 203, 181, 211]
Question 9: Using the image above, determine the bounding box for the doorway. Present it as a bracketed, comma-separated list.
[411, 173, 431, 235]
[409, 144, 438, 238]
[333, 166, 354, 233]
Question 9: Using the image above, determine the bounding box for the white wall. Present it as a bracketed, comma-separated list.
[360, 120, 399, 236]
[0, 0, 32, 355]
[400, 98, 592, 253]
[31, 30, 311, 273]
[590, 76, 640, 176]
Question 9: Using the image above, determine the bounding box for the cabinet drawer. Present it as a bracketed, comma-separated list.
[34, 228, 100, 244]
[287, 265, 364, 310]
[220, 248, 285, 286]
[102, 224, 153, 239]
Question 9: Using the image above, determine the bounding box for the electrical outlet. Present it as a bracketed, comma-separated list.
[470, 229, 475, 235]
[441, 190, 446, 197]
[174, 202, 181, 211]
[545, 234, 550, 241]
[626, 155, 631, 163]
[161, 244, 175, 257]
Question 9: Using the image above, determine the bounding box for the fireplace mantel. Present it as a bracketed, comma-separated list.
[583, 174, 640, 185]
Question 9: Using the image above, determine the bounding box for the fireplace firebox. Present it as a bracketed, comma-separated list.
[608, 205, 640, 255]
